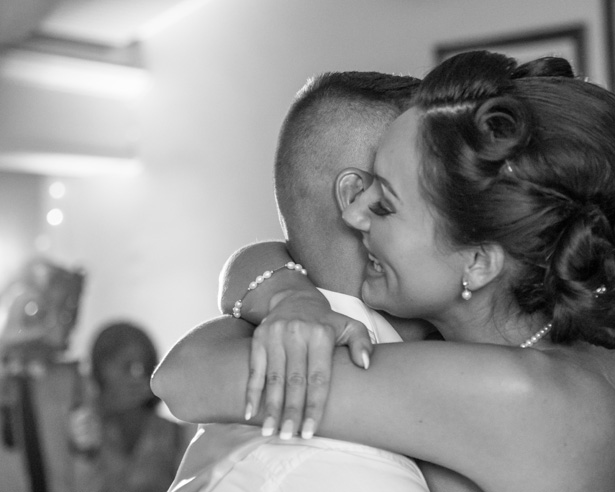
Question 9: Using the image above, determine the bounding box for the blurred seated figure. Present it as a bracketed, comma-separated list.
[70, 321, 191, 492]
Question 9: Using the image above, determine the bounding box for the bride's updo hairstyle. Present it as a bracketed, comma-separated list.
[414, 50, 615, 348]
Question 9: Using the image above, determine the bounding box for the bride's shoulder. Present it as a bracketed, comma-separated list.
[536, 344, 615, 421]
[470, 342, 615, 417]
[547, 342, 615, 386]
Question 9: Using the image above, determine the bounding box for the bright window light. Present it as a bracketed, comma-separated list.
[0, 152, 142, 177]
[49, 181, 66, 199]
[47, 208, 64, 226]
[0, 49, 150, 100]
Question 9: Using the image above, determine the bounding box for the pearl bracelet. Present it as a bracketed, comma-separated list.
[232, 261, 308, 319]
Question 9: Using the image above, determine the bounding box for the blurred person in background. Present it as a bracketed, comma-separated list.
[69, 321, 192, 492]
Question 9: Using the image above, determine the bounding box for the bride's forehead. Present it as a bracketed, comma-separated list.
[382, 108, 420, 148]
[375, 108, 421, 170]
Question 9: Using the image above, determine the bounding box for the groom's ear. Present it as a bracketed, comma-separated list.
[335, 167, 373, 212]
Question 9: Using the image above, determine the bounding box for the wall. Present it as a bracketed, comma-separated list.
[0, 172, 43, 284]
[34, 0, 606, 357]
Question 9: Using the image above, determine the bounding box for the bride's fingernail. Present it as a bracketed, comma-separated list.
[244, 403, 253, 421]
[361, 350, 370, 370]
[262, 417, 276, 437]
[279, 420, 294, 440]
[301, 418, 315, 439]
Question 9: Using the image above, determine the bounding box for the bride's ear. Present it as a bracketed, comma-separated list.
[464, 243, 505, 291]
[335, 167, 373, 212]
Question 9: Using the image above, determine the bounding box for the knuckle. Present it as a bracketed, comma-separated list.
[286, 320, 301, 332]
[248, 371, 264, 385]
[271, 319, 290, 330]
[307, 371, 329, 387]
[286, 372, 307, 387]
[266, 371, 285, 386]
[287, 320, 309, 336]
[313, 325, 335, 341]
[310, 324, 326, 335]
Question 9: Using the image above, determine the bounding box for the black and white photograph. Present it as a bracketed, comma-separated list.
[1, 1, 614, 492]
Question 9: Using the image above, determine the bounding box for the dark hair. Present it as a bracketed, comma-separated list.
[414, 51, 615, 348]
[90, 320, 160, 408]
[274, 71, 420, 245]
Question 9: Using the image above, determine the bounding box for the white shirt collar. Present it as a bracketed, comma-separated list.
[317, 288, 402, 344]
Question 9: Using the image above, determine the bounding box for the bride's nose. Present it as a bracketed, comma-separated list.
[342, 195, 370, 232]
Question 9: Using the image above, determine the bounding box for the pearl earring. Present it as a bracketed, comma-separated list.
[461, 280, 472, 301]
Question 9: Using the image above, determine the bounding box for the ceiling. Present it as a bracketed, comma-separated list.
[0, 0, 198, 49]
[0, 0, 56, 47]
[0, 0, 203, 176]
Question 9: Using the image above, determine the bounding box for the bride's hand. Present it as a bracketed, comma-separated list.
[245, 288, 372, 440]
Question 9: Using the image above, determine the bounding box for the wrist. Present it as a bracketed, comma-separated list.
[268, 288, 328, 312]
[233, 262, 309, 323]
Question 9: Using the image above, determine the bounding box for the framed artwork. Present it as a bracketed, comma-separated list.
[605, 0, 615, 89]
[435, 25, 587, 79]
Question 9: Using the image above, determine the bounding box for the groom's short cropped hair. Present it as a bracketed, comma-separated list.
[275, 71, 420, 220]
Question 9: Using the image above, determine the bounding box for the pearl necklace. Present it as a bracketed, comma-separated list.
[519, 322, 552, 348]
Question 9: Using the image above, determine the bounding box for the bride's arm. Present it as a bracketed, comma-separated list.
[151, 317, 488, 492]
[218, 240, 374, 433]
[218, 240, 324, 322]
[151, 315, 256, 424]
[155, 322, 569, 491]
[317, 342, 593, 492]
[219, 242, 369, 349]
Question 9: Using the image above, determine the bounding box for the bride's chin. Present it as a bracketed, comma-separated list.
[361, 282, 386, 310]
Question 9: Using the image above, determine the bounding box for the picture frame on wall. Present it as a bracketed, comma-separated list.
[435, 25, 587, 79]
[604, 0, 615, 89]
